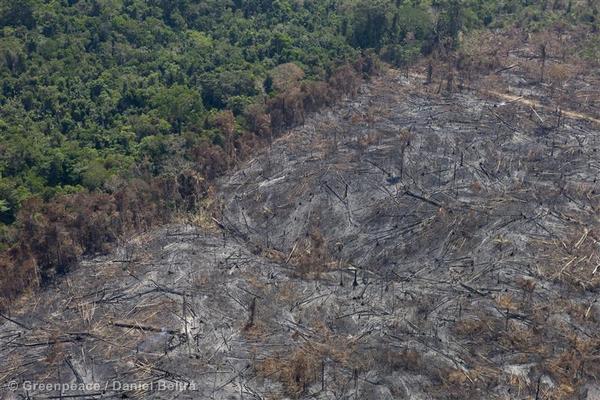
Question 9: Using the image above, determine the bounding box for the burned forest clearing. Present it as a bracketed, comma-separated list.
[2, 62, 600, 400]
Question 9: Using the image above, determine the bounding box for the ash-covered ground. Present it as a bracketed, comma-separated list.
[2, 69, 600, 400]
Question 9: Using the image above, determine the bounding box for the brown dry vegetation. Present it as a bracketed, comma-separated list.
[0, 56, 378, 310]
[2, 60, 599, 398]
[420, 14, 600, 125]
[2, 13, 600, 399]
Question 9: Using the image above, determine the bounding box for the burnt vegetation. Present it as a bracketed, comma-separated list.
[0, 57, 374, 308]
[1, 1, 600, 399]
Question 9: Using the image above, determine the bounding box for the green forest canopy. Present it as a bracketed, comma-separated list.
[0, 0, 597, 232]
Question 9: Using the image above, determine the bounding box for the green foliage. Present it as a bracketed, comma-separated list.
[0, 0, 595, 307]
[0, 0, 363, 224]
[0, 0, 37, 29]
[150, 84, 203, 133]
[2, 0, 585, 227]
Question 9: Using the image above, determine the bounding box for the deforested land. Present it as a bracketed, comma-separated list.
[1, 1, 600, 399]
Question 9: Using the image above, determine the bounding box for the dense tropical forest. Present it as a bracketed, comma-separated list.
[0, 0, 598, 304]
